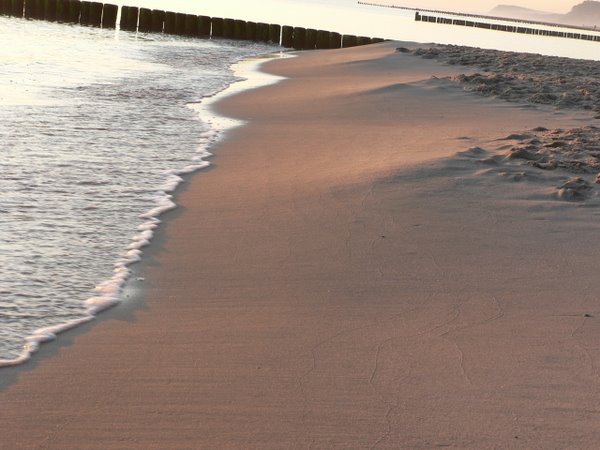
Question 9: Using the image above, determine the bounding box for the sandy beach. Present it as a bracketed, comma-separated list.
[3, 41, 600, 448]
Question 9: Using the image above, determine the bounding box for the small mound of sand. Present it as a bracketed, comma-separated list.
[498, 171, 529, 182]
[557, 177, 593, 201]
[506, 147, 543, 161]
[502, 133, 532, 141]
[478, 155, 503, 166]
[457, 146, 486, 157]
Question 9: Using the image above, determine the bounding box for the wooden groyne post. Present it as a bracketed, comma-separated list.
[101, 3, 115, 28]
[120, 5, 138, 31]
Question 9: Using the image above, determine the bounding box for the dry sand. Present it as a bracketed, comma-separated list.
[411, 45, 600, 112]
[2, 42, 600, 449]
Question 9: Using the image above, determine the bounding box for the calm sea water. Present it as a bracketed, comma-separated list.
[0, 16, 278, 365]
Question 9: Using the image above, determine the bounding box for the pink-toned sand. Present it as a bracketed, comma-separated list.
[2, 42, 600, 449]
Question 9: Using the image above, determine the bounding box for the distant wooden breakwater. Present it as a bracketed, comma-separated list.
[359, 1, 600, 36]
[0, 0, 384, 50]
[415, 12, 600, 43]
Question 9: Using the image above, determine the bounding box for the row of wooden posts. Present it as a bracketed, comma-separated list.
[0, 0, 384, 50]
[0, 0, 116, 27]
[416, 12, 600, 43]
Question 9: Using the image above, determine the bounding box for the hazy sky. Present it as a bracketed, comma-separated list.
[390, 0, 578, 14]
[124, 1, 581, 16]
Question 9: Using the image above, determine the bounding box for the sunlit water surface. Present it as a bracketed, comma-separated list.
[0, 16, 277, 365]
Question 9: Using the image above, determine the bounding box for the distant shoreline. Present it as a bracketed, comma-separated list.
[360, 1, 600, 33]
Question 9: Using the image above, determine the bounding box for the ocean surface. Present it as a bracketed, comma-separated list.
[0, 15, 278, 366]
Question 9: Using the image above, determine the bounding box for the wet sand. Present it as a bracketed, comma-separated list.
[2, 42, 600, 449]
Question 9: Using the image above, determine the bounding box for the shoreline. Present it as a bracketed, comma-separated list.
[191, 51, 290, 141]
[3, 41, 600, 447]
[0, 49, 287, 370]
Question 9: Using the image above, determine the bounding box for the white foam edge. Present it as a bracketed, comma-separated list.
[189, 52, 291, 137]
[0, 51, 291, 369]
